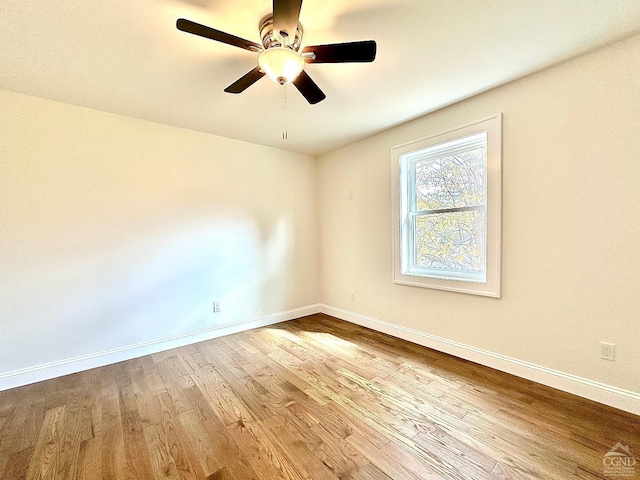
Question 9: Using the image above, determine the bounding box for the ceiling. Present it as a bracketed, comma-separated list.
[2, 0, 640, 156]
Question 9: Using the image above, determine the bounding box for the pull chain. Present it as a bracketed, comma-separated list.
[281, 84, 288, 140]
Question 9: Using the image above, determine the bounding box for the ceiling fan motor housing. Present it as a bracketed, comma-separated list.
[260, 15, 303, 51]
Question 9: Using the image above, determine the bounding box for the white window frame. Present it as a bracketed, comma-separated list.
[391, 114, 502, 297]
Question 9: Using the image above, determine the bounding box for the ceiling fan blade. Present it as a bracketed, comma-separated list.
[292, 70, 326, 104]
[176, 18, 262, 53]
[273, 0, 303, 43]
[303, 40, 377, 63]
[224, 67, 266, 94]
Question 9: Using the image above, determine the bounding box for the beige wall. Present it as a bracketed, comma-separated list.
[0, 90, 319, 375]
[318, 34, 640, 394]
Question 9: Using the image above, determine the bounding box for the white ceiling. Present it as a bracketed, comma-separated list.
[2, 0, 640, 155]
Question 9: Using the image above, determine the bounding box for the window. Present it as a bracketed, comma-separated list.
[391, 115, 501, 297]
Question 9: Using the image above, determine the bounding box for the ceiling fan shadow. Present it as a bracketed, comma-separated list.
[168, 0, 218, 8]
[330, 1, 423, 38]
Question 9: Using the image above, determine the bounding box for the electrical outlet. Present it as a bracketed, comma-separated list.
[600, 342, 615, 361]
[213, 302, 220, 313]
[349, 291, 356, 301]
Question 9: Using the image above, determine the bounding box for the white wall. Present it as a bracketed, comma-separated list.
[318, 35, 640, 397]
[0, 90, 319, 385]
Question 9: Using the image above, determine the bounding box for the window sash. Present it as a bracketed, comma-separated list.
[405, 206, 487, 283]
[407, 138, 487, 215]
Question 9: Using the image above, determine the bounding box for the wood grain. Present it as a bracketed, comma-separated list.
[1, 314, 638, 479]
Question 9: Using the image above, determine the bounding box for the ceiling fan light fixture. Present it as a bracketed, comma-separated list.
[258, 47, 304, 85]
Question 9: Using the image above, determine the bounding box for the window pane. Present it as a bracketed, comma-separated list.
[414, 210, 485, 272]
[415, 147, 486, 211]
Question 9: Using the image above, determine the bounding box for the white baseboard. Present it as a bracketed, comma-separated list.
[319, 304, 640, 416]
[4, 303, 639, 416]
[0, 304, 322, 392]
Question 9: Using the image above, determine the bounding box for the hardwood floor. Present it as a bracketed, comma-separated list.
[0, 314, 638, 479]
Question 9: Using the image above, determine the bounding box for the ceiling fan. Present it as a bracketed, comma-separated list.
[176, 0, 377, 104]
